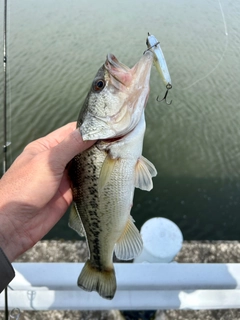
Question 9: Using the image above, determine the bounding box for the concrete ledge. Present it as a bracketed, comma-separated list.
[13, 240, 240, 264]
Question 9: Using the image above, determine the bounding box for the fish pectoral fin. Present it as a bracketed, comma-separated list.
[68, 203, 85, 237]
[134, 155, 157, 191]
[98, 154, 117, 193]
[140, 155, 157, 177]
[115, 216, 143, 260]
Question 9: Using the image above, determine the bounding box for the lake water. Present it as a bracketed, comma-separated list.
[0, 0, 240, 240]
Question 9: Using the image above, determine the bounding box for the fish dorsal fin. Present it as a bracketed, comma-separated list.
[114, 216, 143, 260]
[134, 155, 157, 191]
[68, 203, 85, 237]
[98, 154, 117, 193]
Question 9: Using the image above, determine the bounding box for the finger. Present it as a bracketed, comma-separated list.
[44, 122, 77, 144]
[50, 128, 96, 168]
[25, 122, 77, 154]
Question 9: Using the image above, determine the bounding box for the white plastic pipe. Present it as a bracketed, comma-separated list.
[8, 263, 240, 291]
[2, 289, 240, 310]
[134, 217, 183, 263]
[1, 263, 240, 310]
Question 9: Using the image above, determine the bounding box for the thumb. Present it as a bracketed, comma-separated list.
[50, 128, 96, 167]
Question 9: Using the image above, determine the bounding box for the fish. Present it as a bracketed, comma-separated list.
[68, 51, 157, 300]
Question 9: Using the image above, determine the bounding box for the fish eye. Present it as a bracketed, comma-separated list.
[93, 78, 106, 92]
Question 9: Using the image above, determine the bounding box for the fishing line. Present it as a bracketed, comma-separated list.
[218, 0, 228, 36]
[3, 0, 8, 175]
[181, 0, 229, 91]
[3, 2, 18, 317]
[6, 0, 13, 166]
[2, 0, 12, 176]
[2, 0, 11, 318]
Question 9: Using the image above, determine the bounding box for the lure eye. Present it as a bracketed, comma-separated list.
[93, 78, 106, 92]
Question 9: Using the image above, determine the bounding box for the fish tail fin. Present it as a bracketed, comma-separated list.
[78, 260, 116, 300]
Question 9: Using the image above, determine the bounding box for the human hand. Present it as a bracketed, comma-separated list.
[0, 122, 95, 262]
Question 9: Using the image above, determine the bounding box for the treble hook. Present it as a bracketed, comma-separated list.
[156, 83, 172, 105]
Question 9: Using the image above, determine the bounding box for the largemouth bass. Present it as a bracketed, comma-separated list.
[68, 51, 157, 300]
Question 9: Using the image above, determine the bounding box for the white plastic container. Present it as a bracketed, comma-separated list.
[134, 217, 183, 263]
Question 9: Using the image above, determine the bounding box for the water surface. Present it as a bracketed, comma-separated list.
[0, 0, 240, 240]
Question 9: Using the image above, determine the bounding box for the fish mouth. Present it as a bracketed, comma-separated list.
[105, 54, 133, 88]
[106, 54, 130, 73]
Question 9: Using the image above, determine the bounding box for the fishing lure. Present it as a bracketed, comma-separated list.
[145, 33, 172, 105]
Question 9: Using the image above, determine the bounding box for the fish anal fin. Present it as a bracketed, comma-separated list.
[68, 203, 85, 237]
[134, 155, 157, 191]
[115, 216, 143, 260]
[98, 154, 118, 193]
[78, 260, 116, 300]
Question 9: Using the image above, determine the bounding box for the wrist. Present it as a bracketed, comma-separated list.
[0, 195, 22, 262]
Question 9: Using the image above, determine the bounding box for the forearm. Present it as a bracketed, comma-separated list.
[0, 247, 15, 292]
[0, 176, 17, 285]
[0, 158, 33, 261]
[0, 190, 22, 262]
